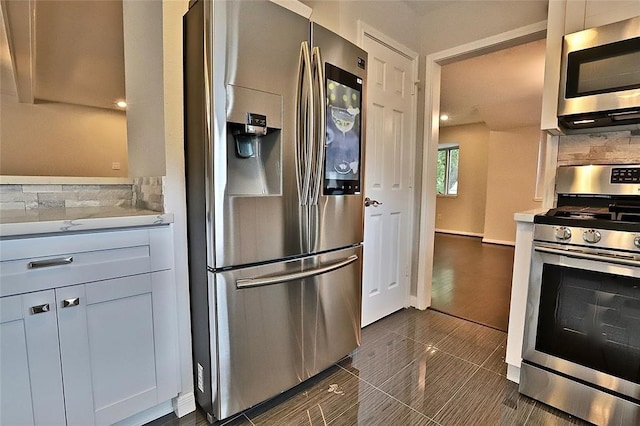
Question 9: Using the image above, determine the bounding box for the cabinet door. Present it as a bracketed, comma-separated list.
[0, 291, 66, 426]
[57, 272, 178, 426]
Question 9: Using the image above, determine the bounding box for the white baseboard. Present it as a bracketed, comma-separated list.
[173, 392, 197, 418]
[113, 401, 174, 426]
[435, 229, 516, 246]
[435, 229, 484, 238]
[507, 364, 521, 384]
[481, 237, 516, 246]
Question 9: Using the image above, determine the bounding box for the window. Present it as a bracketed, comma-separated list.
[437, 144, 459, 195]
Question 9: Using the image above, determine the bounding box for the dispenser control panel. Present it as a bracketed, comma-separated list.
[245, 113, 267, 135]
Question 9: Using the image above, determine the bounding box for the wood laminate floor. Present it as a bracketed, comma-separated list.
[148, 309, 591, 426]
[431, 233, 514, 331]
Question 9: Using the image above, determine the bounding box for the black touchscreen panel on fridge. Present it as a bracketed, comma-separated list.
[324, 63, 362, 195]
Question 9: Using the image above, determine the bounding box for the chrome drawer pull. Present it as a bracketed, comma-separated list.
[28, 257, 74, 269]
[62, 298, 80, 308]
[31, 304, 50, 315]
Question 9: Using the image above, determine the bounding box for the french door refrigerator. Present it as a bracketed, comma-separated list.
[183, 0, 367, 422]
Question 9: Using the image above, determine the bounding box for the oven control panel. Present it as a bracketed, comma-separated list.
[535, 224, 640, 252]
[611, 167, 640, 183]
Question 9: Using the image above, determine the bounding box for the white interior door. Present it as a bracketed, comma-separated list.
[361, 32, 416, 327]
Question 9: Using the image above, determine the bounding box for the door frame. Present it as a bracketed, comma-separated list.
[357, 21, 419, 309]
[415, 20, 548, 310]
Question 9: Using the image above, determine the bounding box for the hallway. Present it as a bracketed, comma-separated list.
[431, 233, 515, 331]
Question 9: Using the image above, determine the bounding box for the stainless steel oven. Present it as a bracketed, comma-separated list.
[520, 165, 640, 425]
[558, 15, 640, 131]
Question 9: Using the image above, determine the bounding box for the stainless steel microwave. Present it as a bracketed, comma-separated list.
[558, 16, 640, 131]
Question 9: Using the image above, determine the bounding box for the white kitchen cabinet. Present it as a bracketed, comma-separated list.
[583, 0, 640, 29]
[558, 0, 640, 34]
[505, 211, 542, 384]
[0, 226, 179, 426]
[0, 290, 67, 426]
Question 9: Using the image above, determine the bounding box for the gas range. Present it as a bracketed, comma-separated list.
[520, 164, 640, 426]
[534, 164, 640, 253]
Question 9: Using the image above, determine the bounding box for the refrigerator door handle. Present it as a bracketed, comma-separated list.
[236, 255, 358, 289]
[296, 41, 314, 206]
[310, 46, 326, 206]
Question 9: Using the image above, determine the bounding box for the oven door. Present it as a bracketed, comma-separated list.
[523, 243, 640, 401]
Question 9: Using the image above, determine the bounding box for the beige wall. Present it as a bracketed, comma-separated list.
[435, 124, 544, 243]
[435, 123, 490, 235]
[483, 125, 542, 244]
[301, 0, 421, 51]
[123, 0, 166, 178]
[0, 1, 167, 179]
[0, 94, 128, 177]
[418, 1, 549, 56]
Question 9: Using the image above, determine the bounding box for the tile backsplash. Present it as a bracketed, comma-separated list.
[133, 177, 165, 212]
[0, 177, 165, 212]
[557, 130, 640, 166]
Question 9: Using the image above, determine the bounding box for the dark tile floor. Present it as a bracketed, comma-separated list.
[432, 233, 515, 331]
[149, 309, 592, 426]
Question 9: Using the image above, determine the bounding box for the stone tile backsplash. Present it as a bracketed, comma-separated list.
[0, 177, 165, 212]
[133, 177, 165, 212]
[557, 130, 640, 166]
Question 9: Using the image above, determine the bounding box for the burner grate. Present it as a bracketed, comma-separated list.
[616, 212, 640, 223]
[546, 207, 615, 221]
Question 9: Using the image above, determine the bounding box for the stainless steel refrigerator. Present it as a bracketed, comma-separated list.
[183, 0, 367, 422]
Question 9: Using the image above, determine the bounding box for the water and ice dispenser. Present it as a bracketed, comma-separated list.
[226, 85, 282, 196]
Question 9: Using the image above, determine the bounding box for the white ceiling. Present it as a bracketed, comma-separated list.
[401, 0, 458, 16]
[439, 38, 546, 130]
[402, 0, 548, 17]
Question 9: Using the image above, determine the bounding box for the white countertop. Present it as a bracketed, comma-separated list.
[0, 206, 173, 237]
[514, 208, 546, 223]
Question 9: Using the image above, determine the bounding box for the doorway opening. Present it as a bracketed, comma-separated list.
[416, 21, 548, 328]
[431, 38, 546, 331]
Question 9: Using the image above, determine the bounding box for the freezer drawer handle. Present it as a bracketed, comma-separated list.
[28, 256, 74, 269]
[236, 254, 359, 289]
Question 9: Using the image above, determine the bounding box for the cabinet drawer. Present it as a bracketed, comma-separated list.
[0, 227, 173, 298]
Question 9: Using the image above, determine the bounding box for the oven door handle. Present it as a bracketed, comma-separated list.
[534, 245, 640, 268]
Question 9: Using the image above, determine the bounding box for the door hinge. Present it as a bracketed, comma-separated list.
[412, 80, 421, 95]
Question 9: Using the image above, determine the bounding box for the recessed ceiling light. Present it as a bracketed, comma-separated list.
[115, 100, 127, 109]
[440, 114, 449, 121]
